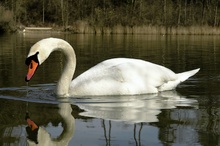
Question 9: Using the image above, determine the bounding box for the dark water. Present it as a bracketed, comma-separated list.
[0, 33, 219, 146]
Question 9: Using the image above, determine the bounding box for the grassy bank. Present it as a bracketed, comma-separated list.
[17, 21, 220, 35]
[70, 21, 220, 35]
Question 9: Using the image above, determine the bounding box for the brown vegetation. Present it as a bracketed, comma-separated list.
[0, 5, 15, 33]
[70, 21, 220, 35]
[0, 0, 220, 34]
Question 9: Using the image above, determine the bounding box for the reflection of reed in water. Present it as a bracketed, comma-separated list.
[102, 120, 144, 146]
[133, 123, 143, 146]
[27, 99, 75, 146]
[102, 120, 111, 146]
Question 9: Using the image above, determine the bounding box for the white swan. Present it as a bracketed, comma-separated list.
[25, 38, 200, 97]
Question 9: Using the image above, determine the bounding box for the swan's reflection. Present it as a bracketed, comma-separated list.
[26, 99, 75, 146]
[76, 91, 198, 123]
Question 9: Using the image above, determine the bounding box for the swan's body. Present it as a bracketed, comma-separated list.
[25, 38, 200, 97]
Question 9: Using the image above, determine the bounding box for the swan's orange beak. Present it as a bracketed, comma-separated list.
[25, 60, 39, 82]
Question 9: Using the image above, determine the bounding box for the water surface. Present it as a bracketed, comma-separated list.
[0, 33, 219, 146]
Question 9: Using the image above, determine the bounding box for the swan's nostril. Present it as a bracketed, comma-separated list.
[30, 62, 33, 69]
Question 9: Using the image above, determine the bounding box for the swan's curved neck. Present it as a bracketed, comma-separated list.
[28, 38, 76, 97]
[54, 41, 76, 97]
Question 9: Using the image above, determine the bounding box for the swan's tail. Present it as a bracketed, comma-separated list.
[158, 68, 200, 92]
[177, 68, 200, 82]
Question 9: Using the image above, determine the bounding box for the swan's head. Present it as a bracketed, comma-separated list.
[25, 38, 75, 85]
[25, 38, 57, 82]
[25, 51, 39, 82]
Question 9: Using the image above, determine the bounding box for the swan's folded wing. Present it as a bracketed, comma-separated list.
[70, 58, 180, 96]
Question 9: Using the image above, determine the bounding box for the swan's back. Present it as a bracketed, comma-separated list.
[70, 58, 181, 96]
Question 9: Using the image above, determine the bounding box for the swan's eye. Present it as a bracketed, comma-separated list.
[25, 52, 39, 66]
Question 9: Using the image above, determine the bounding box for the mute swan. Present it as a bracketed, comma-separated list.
[25, 38, 200, 97]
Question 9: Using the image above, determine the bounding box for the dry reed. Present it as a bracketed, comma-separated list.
[72, 21, 220, 35]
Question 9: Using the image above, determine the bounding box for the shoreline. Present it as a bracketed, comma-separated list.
[18, 24, 220, 35]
